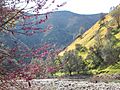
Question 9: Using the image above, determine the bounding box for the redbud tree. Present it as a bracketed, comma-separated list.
[0, 0, 66, 89]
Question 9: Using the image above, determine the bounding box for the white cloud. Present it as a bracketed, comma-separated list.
[59, 0, 120, 14]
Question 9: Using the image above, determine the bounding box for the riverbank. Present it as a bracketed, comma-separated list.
[9, 78, 120, 90]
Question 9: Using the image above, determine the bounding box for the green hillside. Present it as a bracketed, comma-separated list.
[58, 7, 120, 75]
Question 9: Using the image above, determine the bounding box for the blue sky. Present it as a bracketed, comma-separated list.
[59, 0, 120, 14]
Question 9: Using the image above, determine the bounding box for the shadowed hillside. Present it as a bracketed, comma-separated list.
[15, 11, 102, 49]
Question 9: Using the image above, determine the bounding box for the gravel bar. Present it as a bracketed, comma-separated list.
[9, 79, 120, 90]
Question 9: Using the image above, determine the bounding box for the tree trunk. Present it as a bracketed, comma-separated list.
[28, 81, 31, 87]
[116, 17, 120, 29]
[117, 24, 120, 29]
[69, 70, 72, 76]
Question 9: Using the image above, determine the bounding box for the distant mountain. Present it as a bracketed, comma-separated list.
[14, 11, 103, 49]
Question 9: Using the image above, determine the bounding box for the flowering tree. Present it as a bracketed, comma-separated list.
[0, 0, 66, 89]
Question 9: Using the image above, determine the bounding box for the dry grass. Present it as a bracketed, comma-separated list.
[59, 15, 114, 56]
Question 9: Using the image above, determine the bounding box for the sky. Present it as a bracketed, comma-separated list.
[17, 0, 120, 14]
[58, 0, 120, 14]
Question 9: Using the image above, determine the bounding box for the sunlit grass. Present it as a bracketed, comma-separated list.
[115, 32, 120, 39]
[59, 15, 113, 56]
[54, 72, 65, 77]
[78, 52, 88, 59]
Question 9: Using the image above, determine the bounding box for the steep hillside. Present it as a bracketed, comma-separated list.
[59, 14, 120, 56]
[58, 7, 120, 75]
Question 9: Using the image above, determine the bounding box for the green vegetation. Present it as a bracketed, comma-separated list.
[110, 6, 120, 29]
[57, 6, 120, 76]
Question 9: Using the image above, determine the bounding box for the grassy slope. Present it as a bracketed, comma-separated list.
[59, 14, 120, 74]
[59, 15, 113, 56]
